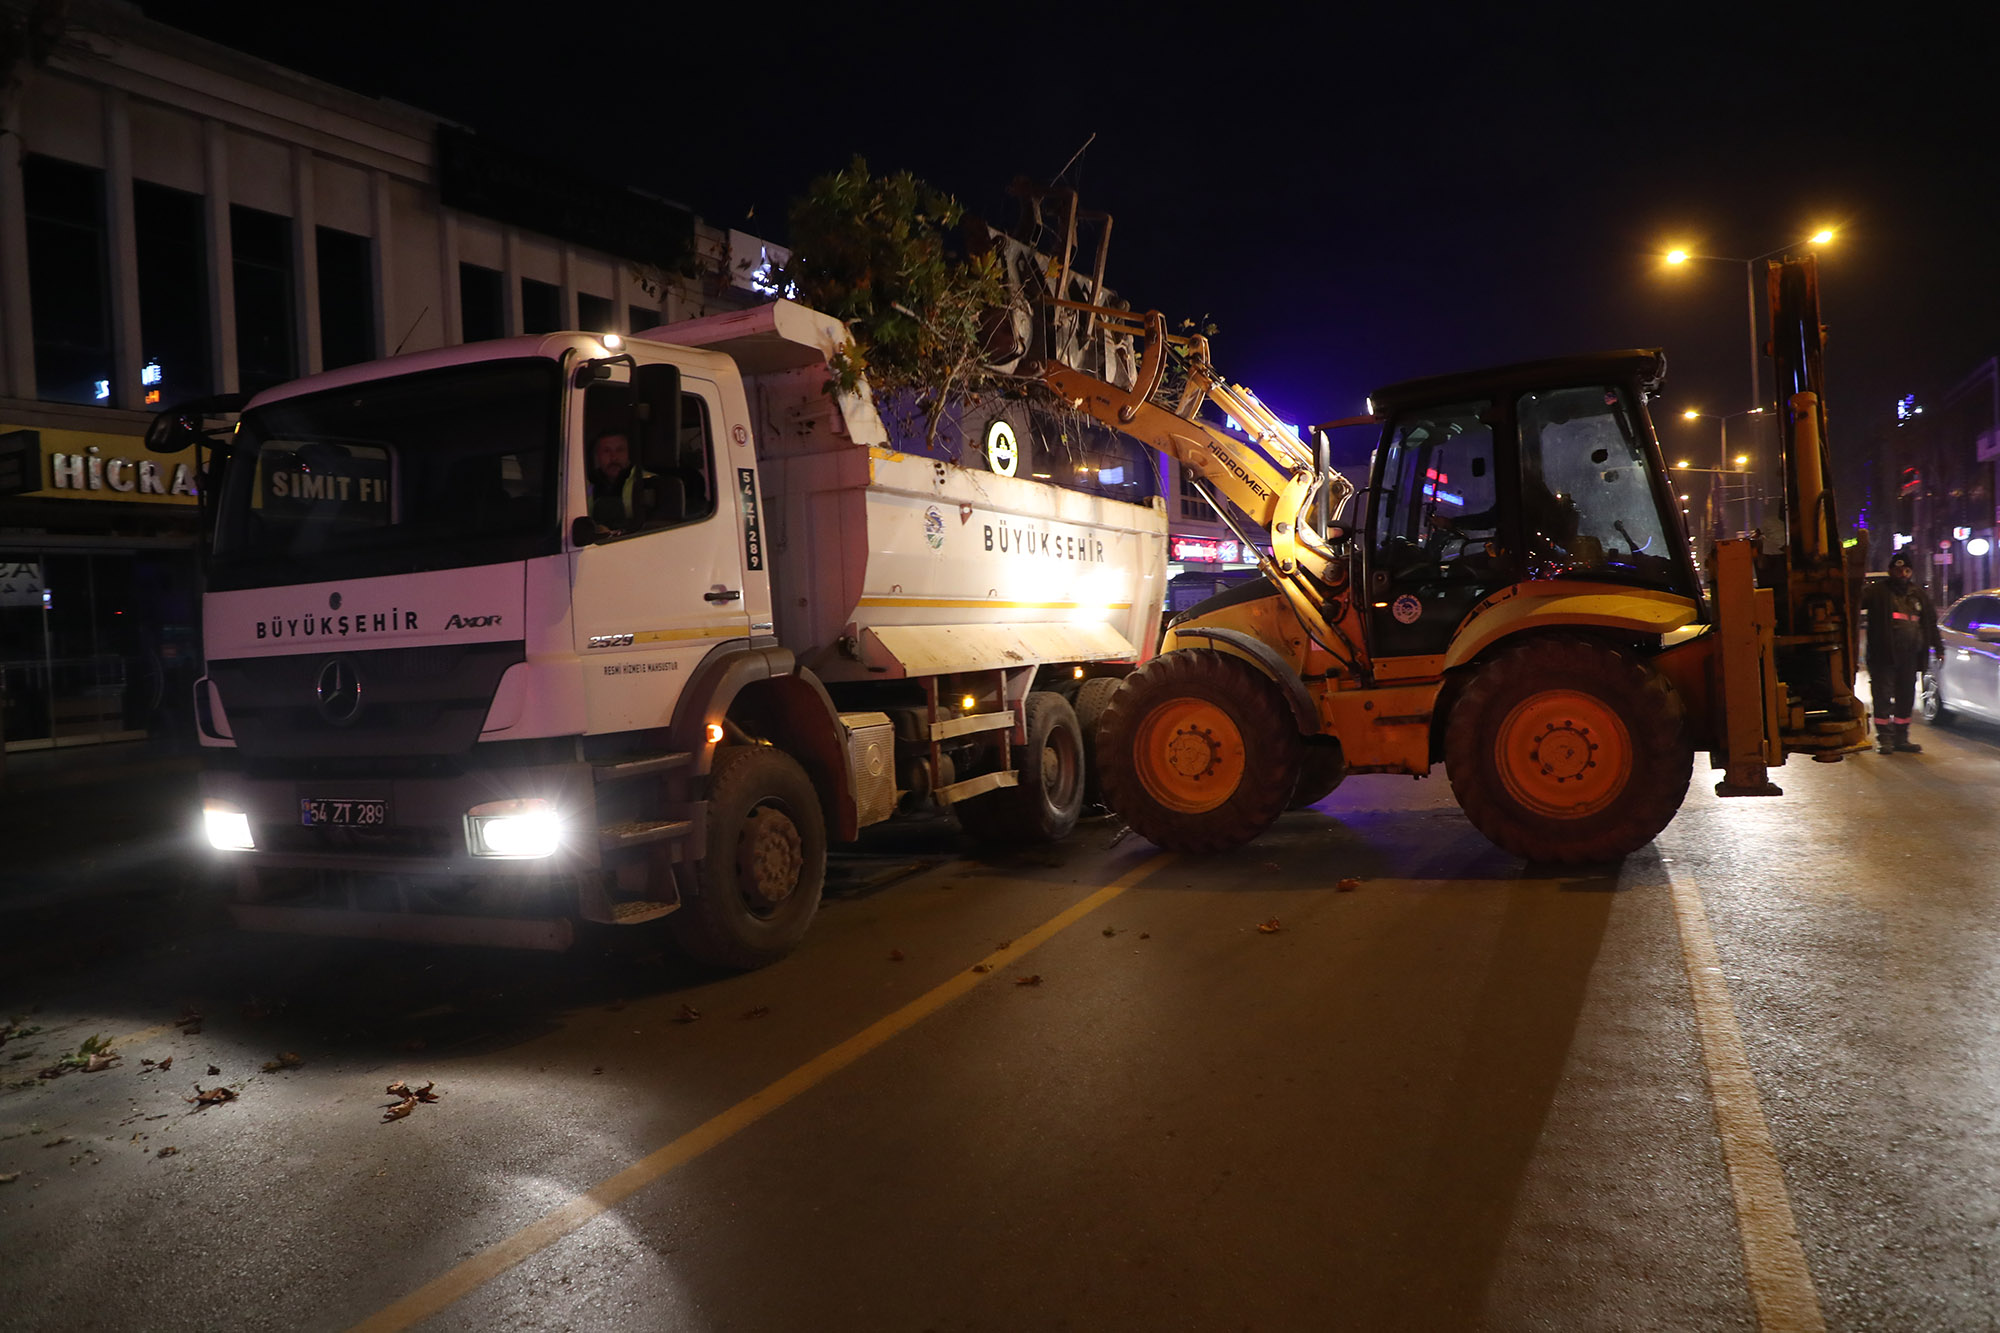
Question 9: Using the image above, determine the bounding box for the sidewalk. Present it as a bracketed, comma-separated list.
[0, 738, 206, 912]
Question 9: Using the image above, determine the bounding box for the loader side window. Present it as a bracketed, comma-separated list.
[1517, 385, 1688, 593]
[1366, 400, 1501, 657]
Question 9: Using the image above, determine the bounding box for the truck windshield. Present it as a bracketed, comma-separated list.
[207, 358, 563, 590]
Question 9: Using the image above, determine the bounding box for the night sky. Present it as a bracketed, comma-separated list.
[139, 2, 2000, 491]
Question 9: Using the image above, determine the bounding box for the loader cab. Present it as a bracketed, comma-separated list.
[1362, 350, 1700, 658]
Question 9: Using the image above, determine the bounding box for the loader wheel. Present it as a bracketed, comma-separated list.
[1072, 675, 1123, 808]
[957, 691, 1086, 844]
[1445, 635, 1692, 863]
[671, 745, 825, 970]
[1096, 649, 1302, 854]
[1289, 738, 1348, 810]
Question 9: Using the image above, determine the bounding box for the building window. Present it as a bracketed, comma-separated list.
[231, 204, 296, 393]
[628, 305, 659, 334]
[134, 181, 211, 402]
[577, 292, 615, 333]
[316, 226, 375, 370]
[22, 155, 112, 405]
[460, 262, 504, 342]
[520, 277, 561, 335]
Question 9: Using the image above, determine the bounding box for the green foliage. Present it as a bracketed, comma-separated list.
[771, 157, 1012, 404]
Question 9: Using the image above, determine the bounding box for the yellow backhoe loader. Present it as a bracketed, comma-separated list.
[1042, 254, 1866, 861]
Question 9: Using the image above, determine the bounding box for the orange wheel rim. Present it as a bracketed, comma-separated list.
[1495, 689, 1631, 818]
[1132, 697, 1246, 814]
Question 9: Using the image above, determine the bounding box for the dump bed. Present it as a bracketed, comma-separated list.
[648, 301, 1167, 682]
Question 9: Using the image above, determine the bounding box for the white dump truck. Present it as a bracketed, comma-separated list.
[158, 300, 1167, 967]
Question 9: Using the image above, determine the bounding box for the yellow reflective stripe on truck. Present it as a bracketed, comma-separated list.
[856, 597, 1133, 611]
[632, 625, 735, 644]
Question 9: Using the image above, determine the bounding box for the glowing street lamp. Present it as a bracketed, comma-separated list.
[1662, 228, 1836, 412]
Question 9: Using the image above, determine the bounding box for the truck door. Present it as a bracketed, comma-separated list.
[571, 362, 750, 735]
[1365, 398, 1504, 658]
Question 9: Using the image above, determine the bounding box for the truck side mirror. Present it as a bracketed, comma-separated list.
[570, 515, 597, 548]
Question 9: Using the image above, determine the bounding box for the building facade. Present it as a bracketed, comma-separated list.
[0, 1, 767, 751]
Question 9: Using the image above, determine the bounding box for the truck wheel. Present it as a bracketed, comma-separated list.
[670, 745, 826, 970]
[957, 691, 1087, 844]
[1072, 676, 1123, 808]
[1445, 635, 1693, 863]
[1096, 649, 1302, 854]
[1289, 738, 1348, 809]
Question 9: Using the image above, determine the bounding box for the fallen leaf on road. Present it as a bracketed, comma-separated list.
[205, 1064, 220, 1077]
[742, 1006, 771, 1020]
[995, 940, 1011, 950]
[261, 1052, 303, 1073]
[385, 1080, 411, 1098]
[84, 1052, 119, 1073]
[141, 1057, 156, 1067]
[1014, 975, 1043, 987]
[42, 1136, 71, 1149]
[1336, 877, 1360, 892]
[0, 1172, 18, 1184]
[672, 1004, 702, 1024]
[156, 1146, 178, 1159]
[971, 964, 992, 974]
[414, 1081, 440, 1104]
[381, 1096, 417, 1123]
[1256, 918, 1284, 934]
[1140, 933, 1151, 940]
[1101, 927, 1120, 938]
[187, 1085, 236, 1109]
[888, 949, 905, 962]
[156, 1056, 173, 1072]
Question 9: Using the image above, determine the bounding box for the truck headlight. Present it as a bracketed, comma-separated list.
[465, 798, 562, 858]
[203, 801, 255, 851]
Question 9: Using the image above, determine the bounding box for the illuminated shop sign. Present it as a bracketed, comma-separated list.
[1170, 535, 1241, 564]
[0, 424, 199, 505]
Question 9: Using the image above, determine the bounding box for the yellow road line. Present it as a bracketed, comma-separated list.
[1666, 865, 1826, 1333]
[350, 851, 1173, 1332]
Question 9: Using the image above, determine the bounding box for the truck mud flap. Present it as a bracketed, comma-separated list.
[229, 903, 574, 952]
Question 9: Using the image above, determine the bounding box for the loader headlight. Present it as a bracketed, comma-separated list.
[465, 798, 563, 858]
[203, 801, 255, 851]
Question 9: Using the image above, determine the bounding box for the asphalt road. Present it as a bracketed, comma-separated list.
[4, 716, 1999, 1331]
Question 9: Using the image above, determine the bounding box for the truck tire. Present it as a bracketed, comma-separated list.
[1289, 738, 1348, 810]
[1096, 649, 1302, 854]
[1072, 675, 1123, 808]
[670, 745, 826, 970]
[1445, 634, 1693, 863]
[957, 691, 1087, 844]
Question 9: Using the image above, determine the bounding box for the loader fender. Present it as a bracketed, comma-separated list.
[1443, 583, 1700, 672]
[1162, 625, 1317, 734]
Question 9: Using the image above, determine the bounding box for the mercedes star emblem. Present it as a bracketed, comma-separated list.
[315, 658, 362, 726]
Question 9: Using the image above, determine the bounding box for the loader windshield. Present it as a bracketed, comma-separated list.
[1517, 384, 1691, 595]
[206, 358, 563, 590]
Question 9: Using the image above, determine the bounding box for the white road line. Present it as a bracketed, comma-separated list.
[1666, 863, 1827, 1333]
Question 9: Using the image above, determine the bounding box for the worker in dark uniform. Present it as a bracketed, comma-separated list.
[1862, 548, 1943, 753]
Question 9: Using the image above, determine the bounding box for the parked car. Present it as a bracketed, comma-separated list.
[1921, 588, 2000, 727]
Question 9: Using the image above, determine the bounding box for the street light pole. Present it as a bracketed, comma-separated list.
[1743, 260, 1760, 414]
